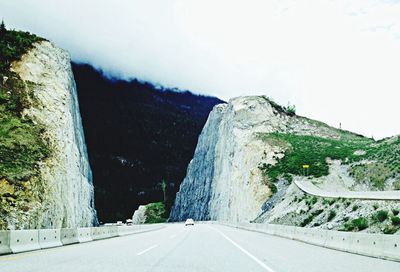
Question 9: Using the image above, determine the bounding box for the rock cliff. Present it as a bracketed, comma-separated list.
[1, 40, 96, 229]
[170, 96, 400, 231]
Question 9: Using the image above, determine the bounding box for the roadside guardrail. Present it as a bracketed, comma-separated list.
[0, 224, 165, 256]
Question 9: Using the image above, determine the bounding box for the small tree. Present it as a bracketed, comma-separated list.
[286, 103, 296, 115]
[161, 179, 167, 203]
[0, 20, 6, 39]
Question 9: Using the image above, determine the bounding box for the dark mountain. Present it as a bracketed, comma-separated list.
[72, 63, 223, 223]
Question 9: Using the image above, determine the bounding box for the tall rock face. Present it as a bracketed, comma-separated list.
[170, 96, 361, 222]
[6, 41, 96, 229]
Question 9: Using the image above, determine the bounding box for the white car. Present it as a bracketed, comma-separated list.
[185, 218, 195, 226]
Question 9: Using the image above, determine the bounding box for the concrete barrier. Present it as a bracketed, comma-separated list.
[77, 228, 92, 243]
[91, 227, 110, 240]
[107, 226, 119, 238]
[39, 229, 62, 249]
[9, 230, 40, 253]
[1, 223, 165, 256]
[215, 221, 400, 262]
[0, 230, 11, 255]
[117, 226, 132, 236]
[61, 228, 79, 245]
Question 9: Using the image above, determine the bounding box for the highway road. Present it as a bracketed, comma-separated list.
[0, 223, 399, 272]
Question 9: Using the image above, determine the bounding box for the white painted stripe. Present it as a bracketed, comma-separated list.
[136, 244, 158, 256]
[210, 226, 276, 272]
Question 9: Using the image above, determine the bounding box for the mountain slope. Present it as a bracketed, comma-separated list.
[72, 64, 223, 223]
[170, 96, 400, 234]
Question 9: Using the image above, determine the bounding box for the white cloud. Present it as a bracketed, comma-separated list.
[1, 0, 400, 138]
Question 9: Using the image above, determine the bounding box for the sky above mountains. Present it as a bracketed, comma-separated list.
[1, 0, 400, 139]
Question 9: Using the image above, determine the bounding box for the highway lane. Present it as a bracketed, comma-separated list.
[0, 223, 399, 272]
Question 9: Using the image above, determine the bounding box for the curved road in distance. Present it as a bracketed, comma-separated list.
[294, 179, 400, 200]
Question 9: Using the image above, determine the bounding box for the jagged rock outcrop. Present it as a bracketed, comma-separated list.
[5, 41, 97, 229]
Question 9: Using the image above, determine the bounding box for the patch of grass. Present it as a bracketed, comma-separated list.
[322, 198, 336, 206]
[373, 210, 389, 223]
[305, 196, 318, 207]
[300, 214, 315, 227]
[257, 133, 373, 181]
[391, 216, 400, 226]
[393, 209, 400, 216]
[312, 209, 324, 216]
[373, 203, 379, 210]
[144, 202, 167, 224]
[0, 25, 50, 182]
[341, 217, 369, 232]
[383, 225, 399, 235]
[257, 131, 400, 190]
[327, 210, 336, 222]
[351, 205, 359, 212]
[394, 179, 400, 190]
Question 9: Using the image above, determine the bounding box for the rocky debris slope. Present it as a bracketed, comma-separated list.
[170, 96, 400, 234]
[132, 205, 147, 224]
[1, 41, 96, 229]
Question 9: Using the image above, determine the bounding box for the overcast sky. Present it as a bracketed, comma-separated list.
[1, 0, 400, 139]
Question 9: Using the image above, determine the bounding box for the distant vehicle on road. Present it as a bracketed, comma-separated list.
[126, 219, 133, 226]
[116, 221, 123, 226]
[185, 219, 195, 226]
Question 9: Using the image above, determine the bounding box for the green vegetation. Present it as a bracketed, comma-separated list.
[322, 198, 336, 206]
[300, 214, 314, 227]
[0, 21, 43, 72]
[341, 217, 369, 232]
[144, 202, 167, 224]
[269, 183, 277, 194]
[327, 210, 336, 222]
[300, 209, 323, 227]
[261, 96, 296, 116]
[305, 196, 318, 207]
[258, 131, 400, 190]
[394, 179, 400, 190]
[393, 209, 400, 216]
[351, 205, 359, 212]
[383, 225, 399, 235]
[0, 22, 49, 183]
[258, 133, 373, 182]
[373, 210, 389, 223]
[391, 216, 400, 226]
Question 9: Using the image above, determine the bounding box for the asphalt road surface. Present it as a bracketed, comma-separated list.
[1, 223, 399, 272]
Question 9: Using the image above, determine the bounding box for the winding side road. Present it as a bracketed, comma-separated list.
[294, 179, 400, 200]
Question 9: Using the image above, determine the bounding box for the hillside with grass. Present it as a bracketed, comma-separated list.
[171, 95, 400, 234]
[0, 23, 96, 229]
[253, 105, 400, 234]
[0, 23, 51, 229]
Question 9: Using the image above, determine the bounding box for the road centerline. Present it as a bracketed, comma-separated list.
[136, 244, 159, 256]
[209, 226, 276, 272]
